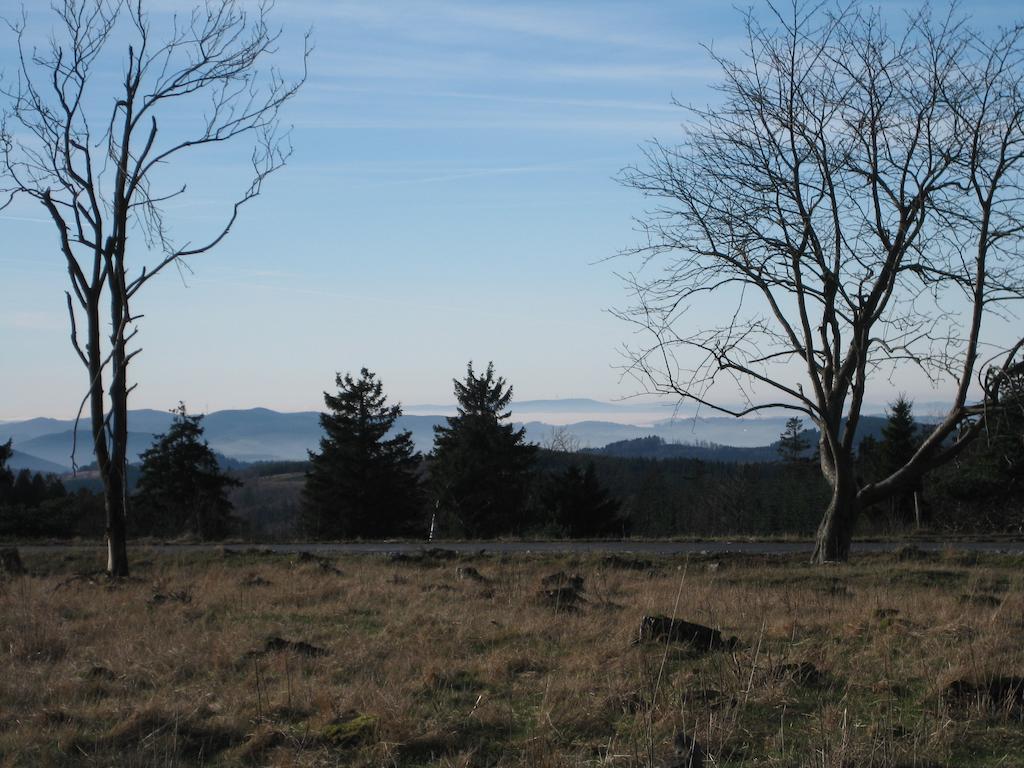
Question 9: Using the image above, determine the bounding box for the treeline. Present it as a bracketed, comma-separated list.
[299, 364, 624, 540]
[537, 450, 827, 537]
[0, 440, 104, 538]
[267, 368, 1024, 540]
[585, 435, 782, 463]
[2, 375, 1021, 542]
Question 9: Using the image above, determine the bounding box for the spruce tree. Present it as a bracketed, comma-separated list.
[777, 417, 810, 463]
[873, 396, 923, 526]
[133, 404, 240, 539]
[878, 396, 919, 473]
[540, 462, 622, 538]
[301, 368, 423, 538]
[431, 362, 537, 537]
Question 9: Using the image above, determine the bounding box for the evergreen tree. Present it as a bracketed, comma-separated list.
[878, 396, 919, 474]
[133, 404, 240, 539]
[540, 462, 622, 538]
[856, 434, 879, 479]
[867, 396, 923, 526]
[777, 418, 810, 463]
[0, 440, 13, 506]
[431, 362, 537, 537]
[301, 368, 423, 538]
[932, 372, 1024, 530]
[11, 469, 48, 508]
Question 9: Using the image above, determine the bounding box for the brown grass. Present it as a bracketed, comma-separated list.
[1, 547, 1022, 767]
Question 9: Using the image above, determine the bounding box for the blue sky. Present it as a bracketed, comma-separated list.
[0, 0, 1013, 420]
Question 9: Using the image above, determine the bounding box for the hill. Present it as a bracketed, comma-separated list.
[6, 450, 71, 475]
[0, 405, 913, 470]
[584, 416, 896, 461]
[585, 436, 782, 462]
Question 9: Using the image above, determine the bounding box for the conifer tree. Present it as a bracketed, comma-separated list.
[0, 441, 13, 506]
[431, 362, 537, 537]
[871, 396, 923, 526]
[133, 404, 240, 539]
[878, 397, 919, 474]
[540, 462, 622, 538]
[301, 369, 423, 538]
[932, 372, 1024, 529]
[777, 418, 810, 463]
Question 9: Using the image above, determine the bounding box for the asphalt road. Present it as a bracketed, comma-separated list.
[16, 539, 1024, 556]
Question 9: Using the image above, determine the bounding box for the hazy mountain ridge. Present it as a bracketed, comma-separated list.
[0, 401, 915, 473]
[7, 449, 72, 475]
[587, 416, 900, 461]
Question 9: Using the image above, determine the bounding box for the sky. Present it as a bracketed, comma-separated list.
[0, 0, 1016, 421]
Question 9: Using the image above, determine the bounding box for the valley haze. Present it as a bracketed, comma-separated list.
[1, 398, 919, 473]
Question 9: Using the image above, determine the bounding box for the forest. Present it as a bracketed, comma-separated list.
[3, 366, 1021, 544]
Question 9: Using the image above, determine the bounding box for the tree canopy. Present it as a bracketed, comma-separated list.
[0, 441, 12, 503]
[777, 418, 810, 464]
[540, 462, 623, 538]
[302, 369, 423, 539]
[133, 404, 239, 540]
[0, 0, 306, 576]
[431, 362, 537, 537]
[618, 0, 1024, 561]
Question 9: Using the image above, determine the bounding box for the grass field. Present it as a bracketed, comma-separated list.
[1, 546, 1022, 767]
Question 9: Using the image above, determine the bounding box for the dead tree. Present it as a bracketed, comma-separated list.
[1, 1, 308, 576]
[617, 2, 1024, 562]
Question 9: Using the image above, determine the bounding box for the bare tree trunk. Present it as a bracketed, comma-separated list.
[83, 304, 127, 578]
[85, 292, 130, 579]
[812, 460, 859, 563]
[612, 4, 1024, 565]
[104, 463, 129, 578]
[91, 381, 130, 578]
[105, 352, 130, 579]
[3, 1, 306, 576]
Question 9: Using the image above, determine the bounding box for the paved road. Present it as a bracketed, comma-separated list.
[17, 539, 1024, 556]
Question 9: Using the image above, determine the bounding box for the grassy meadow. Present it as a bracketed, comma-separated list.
[1, 546, 1023, 767]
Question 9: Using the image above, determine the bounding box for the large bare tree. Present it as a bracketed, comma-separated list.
[617, 1, 1024, 561]
[1, 0, 307, 576]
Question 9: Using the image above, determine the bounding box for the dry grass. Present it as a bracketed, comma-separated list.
[1, 547, 1022, 767]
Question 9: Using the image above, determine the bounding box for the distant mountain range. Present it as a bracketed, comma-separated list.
[7, 449, 71, 475]
[0, 398, 918, 474]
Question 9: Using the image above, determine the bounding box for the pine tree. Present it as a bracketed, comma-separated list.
[540, 462, 622, 538]
[133, 404, 240, 539]
[301, 368, 423, 539]
[431, 362, 537, 537]
[777, 417, 810, 463]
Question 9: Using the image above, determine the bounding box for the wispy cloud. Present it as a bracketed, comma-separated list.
[187, 273, 586, 330]
[538, 63, 719, 82]
[309, 49, 713, 85]
[363, 158, 616, 187]
[291, 112, 682, 137]
[0, 214, 50, 225]
[303, 82, 682, 113]
[279, 0, 691, 51]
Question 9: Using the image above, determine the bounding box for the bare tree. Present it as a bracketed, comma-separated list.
[617, 1, 1024, 562]
[543, 425, 583, 453]
[1, 0, 308, 576]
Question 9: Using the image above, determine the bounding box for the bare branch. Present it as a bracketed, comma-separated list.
[616, 1, 1024, 560]
[1, 0, 305, 576]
